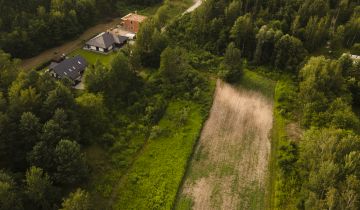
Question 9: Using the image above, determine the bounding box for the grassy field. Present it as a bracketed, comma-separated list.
[175, 72, 275, 210]
[239, 69, 276, 99]
[69, 49, 117, 66]
[112, 100, 206, 209]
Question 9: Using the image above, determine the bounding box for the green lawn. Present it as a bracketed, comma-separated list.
[113, 100, 205, 210]
[69, 48, 117, 66]
[239, 69, 276, 99]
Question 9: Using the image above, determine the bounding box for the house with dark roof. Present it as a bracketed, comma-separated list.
[85, 32, 128, 53]
[49, 55, 88, 85]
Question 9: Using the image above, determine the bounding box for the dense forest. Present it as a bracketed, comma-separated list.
[0, 0, 161, 58]
[1, 0, 360, 209]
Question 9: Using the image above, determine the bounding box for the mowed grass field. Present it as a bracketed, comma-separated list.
[112, 100, 206, 209]
[175, 71, 276, 210]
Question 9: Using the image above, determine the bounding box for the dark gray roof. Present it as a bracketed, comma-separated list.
[50, 55, 87, 81]
[49, 62, 59, 69]
[86, 32, 129, 48]
[114, 35, 128, 44]
[86, 32, 115, 49]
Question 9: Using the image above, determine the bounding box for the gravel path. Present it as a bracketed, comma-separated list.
[183, 0, 202, 15]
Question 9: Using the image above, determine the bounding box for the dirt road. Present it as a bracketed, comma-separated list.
[176, 80, 273, 210]
[182, 0, 202, 15]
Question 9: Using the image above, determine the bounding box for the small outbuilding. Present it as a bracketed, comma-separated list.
[49, 55, 88, 85]
[85, 32, 128, 53]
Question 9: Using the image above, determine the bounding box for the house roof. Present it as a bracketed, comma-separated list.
[113, 35, 128, 44]
[86, 32, 116, 49]
[121, 13, 147, 22]
[86, 32, 128, 49]
[50, 55, 87, 81]
[49, 62, 59, 69]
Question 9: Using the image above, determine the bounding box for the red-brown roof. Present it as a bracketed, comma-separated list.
[121, 13, 147, 22]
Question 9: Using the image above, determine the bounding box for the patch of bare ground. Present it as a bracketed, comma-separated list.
[179, 79, 273, 210]
[286, 122, 303, 142]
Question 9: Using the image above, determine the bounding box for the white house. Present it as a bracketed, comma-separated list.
[85, 32, 128, 53]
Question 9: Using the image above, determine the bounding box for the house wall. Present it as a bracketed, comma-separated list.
[123, 19, 140, 33]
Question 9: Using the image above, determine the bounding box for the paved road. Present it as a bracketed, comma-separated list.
[21, 17, 124, 70]
[183, 0, 202, 15]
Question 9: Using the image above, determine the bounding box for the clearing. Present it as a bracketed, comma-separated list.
[176, 78, 275, 210]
